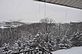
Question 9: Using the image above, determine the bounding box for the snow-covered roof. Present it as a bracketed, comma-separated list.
[35, 0, 82, 9]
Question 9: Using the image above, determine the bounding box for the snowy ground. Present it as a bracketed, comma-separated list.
[52, 46, 82, 54]
[0, 49, 5, 54]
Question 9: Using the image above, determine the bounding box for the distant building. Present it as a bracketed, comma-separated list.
[0, 21, 24, 29]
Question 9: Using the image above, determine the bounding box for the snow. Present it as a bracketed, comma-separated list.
[0, 26, 8, 29]
[0, 48, 5, 54]
[52, 47, 82, 54]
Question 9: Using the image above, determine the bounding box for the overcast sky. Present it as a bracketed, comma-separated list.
[0, 0, 82, 23]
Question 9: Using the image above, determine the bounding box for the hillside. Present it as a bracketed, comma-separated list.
[0, 22, 82, 48]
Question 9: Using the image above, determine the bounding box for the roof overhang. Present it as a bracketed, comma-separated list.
[35, 0, 82, 10]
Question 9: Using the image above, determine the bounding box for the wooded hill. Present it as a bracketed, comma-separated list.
[0, 22, 82, 47]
